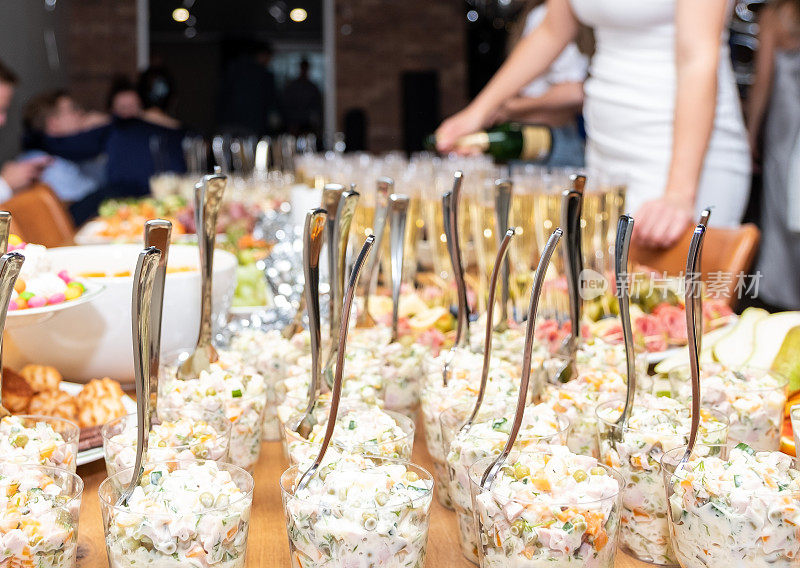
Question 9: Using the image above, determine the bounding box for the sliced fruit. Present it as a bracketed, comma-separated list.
[367, 295, 393, 317]
[398, 293, 428, 319]
[746, 311, 800, 369]
[781, 417, 796, 457]
[712, 307, 768, 367]
[653, 325, 732, 375]
[772, 325, 800, 396]
[408, 306, 451, 333]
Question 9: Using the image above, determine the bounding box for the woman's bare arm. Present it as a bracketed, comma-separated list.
[435, 0, 579, 150]
[634, 0, 731, 248]
[502, 82, 585, 118]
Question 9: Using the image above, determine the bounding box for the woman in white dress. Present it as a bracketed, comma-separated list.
[436, 0, 751, 248]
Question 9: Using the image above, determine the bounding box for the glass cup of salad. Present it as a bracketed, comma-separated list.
[280, 455, 434, 568]
[441, 401, 571, 564]
[283, 401, 415, 467]
[0, 462, 83, 568]
[99, 459, 254, 568]
[468, 447, 624, 568]
[668, 363, 788, 450]
[101, 408, 231, 480]
[0, 414, 80, 472]
[662, 442, 800, 567]
[595, 396, 729, 565]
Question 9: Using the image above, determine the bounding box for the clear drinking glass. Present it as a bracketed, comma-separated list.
[0, 462, 83, 568]
[468, 451, 624, 568]
[0, 414, 80, 472]
[99, 459, 254, 568]
[281, 458, 434, 568]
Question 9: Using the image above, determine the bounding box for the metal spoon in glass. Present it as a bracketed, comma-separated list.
[676, 224, 707, 471]
[295, 234, 375, 492]
[612, 215, 637, 439]
[357, 177, 392, 329]
[177, 169, 227, 379]
[0, 211, 11, 255]
[480, 228, 563, 488]
[322, 184, 345, 340]
[116, 246, 163, 506]
[323, 189, 359, 387]
[441, 172, 468, 386]
[288, 208, 328, 438]
[493, 179, 512, 333]
[144, 219, 171, 421]
[458, 228, 516, 435]
[0, 252, 24, 418]
[384, 195, 409, 343]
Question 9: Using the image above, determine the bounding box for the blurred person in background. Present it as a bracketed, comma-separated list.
[0, 58, 50, 203]
[218, 41, 280, 136]
[282, 59, 322, 138]
[21, 90, 108, 206]
[106, 75, 143, 120]
[746, 0, 800, 310]
[137, 66, 182, 129]
[496, 0, 589, 167]
[436, 0, 751, 249]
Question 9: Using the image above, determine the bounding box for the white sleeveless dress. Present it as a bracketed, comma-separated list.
[569, 0, 751, 226]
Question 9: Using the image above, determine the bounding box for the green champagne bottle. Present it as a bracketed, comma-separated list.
[426, 122, 553, 162]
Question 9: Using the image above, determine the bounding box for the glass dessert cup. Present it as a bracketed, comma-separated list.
[283, 401, 415, 467]
[0, 414, 80, 472]
[159, 348, 269, 472]
[668, 363, 788, 451]
[280, 457, 434, 568]
[595, 399, 729, 566]
[101, 409, 231, 480]
[468, 450, 624, 568]
[0, 462, 83, 568]
[441, 402, 571, 564]
[99, 459, 254, 568]
[661, 443, 800, 568]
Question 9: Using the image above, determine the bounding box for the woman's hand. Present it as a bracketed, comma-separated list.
[434, 106, 489, 153]
[633, 194, 694, 249]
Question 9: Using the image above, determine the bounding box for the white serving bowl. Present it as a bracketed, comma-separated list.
[4, 244, 237, 383]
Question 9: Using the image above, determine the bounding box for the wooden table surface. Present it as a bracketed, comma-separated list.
[74, 418, 649, 567]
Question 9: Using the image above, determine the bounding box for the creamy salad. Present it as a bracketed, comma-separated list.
[672, 365, 787, 450]
[102, 460, 252, 568]
[667, 444, 800, 568]
[596, 394, 729, 565]
[0, 463, 82, 568]
[0, 415, 78, 472]
[420, 348, 521, 509]
[541, 369, 627, 457]
[159, 358, 267, 471]
[282, 455, 433, 568]
[103, 414, 230, 480]
[284, 405, 413, 467]
[471, 446, 622, 568]
[445, 402, 570, 563]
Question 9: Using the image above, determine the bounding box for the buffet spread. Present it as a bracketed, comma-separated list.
[1, 157, 800, 568]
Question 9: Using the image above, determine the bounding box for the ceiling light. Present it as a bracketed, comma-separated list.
[289, 8, 308, 22]
[172, 8, 190, 22]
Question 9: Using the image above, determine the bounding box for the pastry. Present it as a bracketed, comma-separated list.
[20, 364, 62, 394]
[1, 367, 34, 413]
[28, 389, 79, 422]
[76, 377, 127, 427]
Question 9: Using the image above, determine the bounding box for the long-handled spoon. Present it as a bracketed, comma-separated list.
[493, 179, 512, 332]
[144, 220, 171, 421]
[116, 246, 162, 506]
[613, 215, 637, 438]
[450, 172, 470, 347]
[323, 189, 360, 386]
[322, 184, 345, 338]
[695, 207, 711, 354]
[480, 228, 563, 488]
[0, 211, 11, 254]
[553, 177, 585, 383]
[356, 177, 392, 328]
[295, 235, 375, 491]
[677, 224, 707, 469]
[458, 228, 516, 435]
[0, 252, 24, 418]
[288, 208, 328, 438]
[389, 194, 409, 343]
[177, 170, 227, 379]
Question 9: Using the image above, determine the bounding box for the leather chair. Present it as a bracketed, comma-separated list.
[630, 223, 761, 307]
[2, 184, 75, 247]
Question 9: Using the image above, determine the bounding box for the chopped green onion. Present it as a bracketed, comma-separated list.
[231, 389, 242, 398]
[734, 442, 755, 455]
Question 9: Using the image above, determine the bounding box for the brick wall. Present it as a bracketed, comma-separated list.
[336, 0, 467, 152]
[64, 0, 138, 110]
